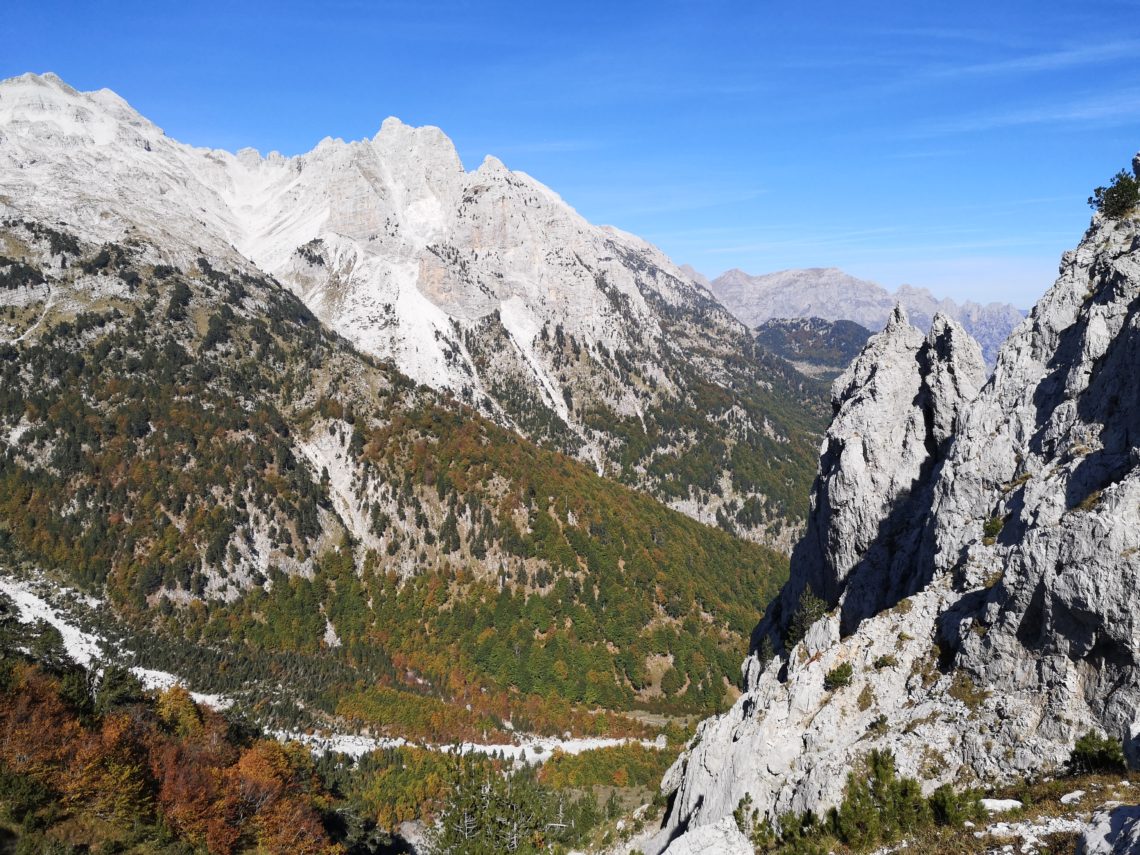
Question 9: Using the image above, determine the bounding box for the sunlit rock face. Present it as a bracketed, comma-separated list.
[0, 72, 826, 546]
[657, 198, 1140, 852]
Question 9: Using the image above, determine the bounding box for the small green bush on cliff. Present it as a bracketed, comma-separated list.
[1068, 731, 1127, 774]
[824, 662, 854, 691]
[1088, 169, 1140, 218]
[785, 587, 829, 648]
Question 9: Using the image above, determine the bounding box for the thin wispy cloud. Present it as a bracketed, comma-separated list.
[703, 226, 906, 255]
[569, 184, 771, 220]
[866, 26, 1024, 48]
[928, 40, 1140, 79]
[888, 147, 968, 160]
[659, 220, 1073, 257]
[491, 139, 605, 154]
[911, 89, 1140, 136]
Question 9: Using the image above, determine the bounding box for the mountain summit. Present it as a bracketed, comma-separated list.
[0, 72, 826, 544]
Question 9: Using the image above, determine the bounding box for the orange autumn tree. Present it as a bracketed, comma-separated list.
[0, 653, 342, 854]
[218, 740, 341, 855]
[0, 662, 84, 780]
[65, 711, 154, 823]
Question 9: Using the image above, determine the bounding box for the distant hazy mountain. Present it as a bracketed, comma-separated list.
[709, 267, 1026, 364]
[753, 317, 872, 380]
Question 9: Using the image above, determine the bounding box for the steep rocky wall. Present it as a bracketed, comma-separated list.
[754, 307, 985, 650]
[655, 201, 1140, 853]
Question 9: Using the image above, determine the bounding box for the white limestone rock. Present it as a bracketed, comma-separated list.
[656, 206, 1140, 851]
[751, 305, 985, 655]
[1079, 804, 1140, 854]
[661, 816, 754, 855]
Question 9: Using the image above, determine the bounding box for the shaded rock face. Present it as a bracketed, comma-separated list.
[1080, 804, 1140, 854]
[756, 307, 985, 644]
[656, 206, 1140, 853]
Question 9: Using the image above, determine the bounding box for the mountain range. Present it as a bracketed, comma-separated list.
[709, 266, 1027, 365]
[0, 72, 824, 730]
[0, 72, 825, 547]
[4, 69, 1139, 855]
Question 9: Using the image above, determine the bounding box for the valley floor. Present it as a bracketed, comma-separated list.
[0, 569, 663, 764]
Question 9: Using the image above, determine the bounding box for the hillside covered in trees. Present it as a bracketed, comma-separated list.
[0, 219, 791, 738]
[0, 592, 681, 853]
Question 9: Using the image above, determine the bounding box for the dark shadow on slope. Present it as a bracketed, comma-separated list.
[751, 360, 961, 652]
[935, 587, 994, 663]
[1063, 289, 1140, 512]
[374, 836, 418, 855]
[654, 794, 703, 855]
[834, 357, 967, 635]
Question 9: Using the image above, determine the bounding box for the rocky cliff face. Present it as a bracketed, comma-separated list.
[756, 307, 987, 644]
[710, 266, 1025, 366]
[655, 201, 1140, 851]
[0, 72, 826, 545]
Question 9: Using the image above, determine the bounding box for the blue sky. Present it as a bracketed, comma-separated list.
[4, 1, 1140, 308]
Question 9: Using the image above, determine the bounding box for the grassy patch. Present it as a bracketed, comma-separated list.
[947, 671, 988, 713]
[825, 662, 854, 691]
[982, 515, 1006, 546]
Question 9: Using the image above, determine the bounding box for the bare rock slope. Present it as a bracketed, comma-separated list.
[656, 198, 1140, 850]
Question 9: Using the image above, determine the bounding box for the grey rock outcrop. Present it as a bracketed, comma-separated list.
[1080, 805, 1140, 854]
[656, 203, 1140, 853]
[754, 307, 985, 646]
[657, 816, 753, 855]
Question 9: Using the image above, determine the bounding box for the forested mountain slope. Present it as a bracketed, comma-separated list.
[753, 317, 872, 380]
[0, 72, 826, 546]
[0, 216, 789, 733]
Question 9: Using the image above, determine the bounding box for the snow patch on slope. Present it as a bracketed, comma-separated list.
[296, 419, 378, 554]
[499, 295, 568, 422]
[278, 728, 666, 764]
[0, 572, 230, 708]
[0, 574, 103, 665]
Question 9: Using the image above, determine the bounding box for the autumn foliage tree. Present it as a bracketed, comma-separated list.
[0, 649, 342, 854]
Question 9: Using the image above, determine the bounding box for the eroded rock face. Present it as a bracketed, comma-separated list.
[657, 206, 1140, 853]
[754, 307, 985, 649]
